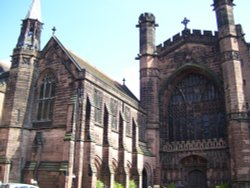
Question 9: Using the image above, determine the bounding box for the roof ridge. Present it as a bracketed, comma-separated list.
[68, 50, 116, 83]
[67, 51, 139, 101]
[43, 36, 139, 102]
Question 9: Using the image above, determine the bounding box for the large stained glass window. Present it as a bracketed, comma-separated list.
[166, 73, 225, 142]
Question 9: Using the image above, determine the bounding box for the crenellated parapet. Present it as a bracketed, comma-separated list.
[157, 29, 218, 55]
[161, 138, 227, 152]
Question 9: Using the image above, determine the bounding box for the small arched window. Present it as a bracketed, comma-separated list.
[94, 89, 102, 124]
[37, 73, 56, 121]
[124, 106, 131, 136]
[110, 98, 118, 131]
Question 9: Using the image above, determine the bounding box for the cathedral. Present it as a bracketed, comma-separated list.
[0, 0, 249, 187]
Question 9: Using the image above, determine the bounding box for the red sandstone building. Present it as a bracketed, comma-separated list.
[0, 0, 249, 187]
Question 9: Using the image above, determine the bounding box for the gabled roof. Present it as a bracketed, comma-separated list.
[42, 36, 139, 102]
[68, 49, 139, 102]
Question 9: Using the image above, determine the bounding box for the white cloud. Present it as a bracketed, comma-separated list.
[0, 59, 11, 71]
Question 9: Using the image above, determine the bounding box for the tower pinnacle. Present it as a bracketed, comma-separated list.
[15, 0, 43, 50]
[25, 0, 42, 22]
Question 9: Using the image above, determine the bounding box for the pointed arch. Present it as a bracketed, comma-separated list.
[126, 160, 132, 176]
[142, 163, 153, 188]
[159, 63, 226, 142]
[36, 68, 58, 86]
[35, 69, 57, 123]
[159, 63, 224, 98]
[180, 155, 208, 188]
[118, 112, 124, 149]
[103, 104, 109, 145]
[84, 96, 91, 140]
[112, 158, 119, 177]
[94, 155, 103, 180]
[180, 154, 208, 165]
[132, 118, 137, 152]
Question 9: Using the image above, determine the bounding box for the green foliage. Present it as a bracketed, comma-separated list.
[129, 180, 137, 188]
[168, 182, 175, 188]
[114, 181, 124, 188]
[96, 179, 104, 188]
[216, 183, 229, 188]
[97, 180, 137, 188]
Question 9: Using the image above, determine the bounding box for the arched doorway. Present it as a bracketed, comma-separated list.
[187, 169, 206, 188]
[142, 168, 148, 188]
[181, 155, 207, 188]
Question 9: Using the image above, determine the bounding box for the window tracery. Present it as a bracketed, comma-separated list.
[165, 73, 225, 142]
[37, 73, 56, 121]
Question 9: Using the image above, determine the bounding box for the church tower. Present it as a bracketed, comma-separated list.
[0, 0, 42, 182]
[136, 13, 161, 184]
[213, 0, 250, 187]
[136, 12, 159, 129]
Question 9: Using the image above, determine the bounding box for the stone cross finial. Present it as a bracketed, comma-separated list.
[52, 26, 56, 35]
[181, 17, 190, 30]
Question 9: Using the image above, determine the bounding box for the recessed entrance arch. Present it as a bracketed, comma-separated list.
[187, 169, 206, 188]
[181, 155, 207, 188]
[142, 168, 148, 188]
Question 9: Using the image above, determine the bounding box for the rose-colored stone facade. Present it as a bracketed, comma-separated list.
[0, 0, 250, 188]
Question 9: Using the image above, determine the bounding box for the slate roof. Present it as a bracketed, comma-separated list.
[51, 36, 139, 102]
[69, 51, 139, 102]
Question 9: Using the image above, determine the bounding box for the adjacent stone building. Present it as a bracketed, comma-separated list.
[0, 0, 249, 187]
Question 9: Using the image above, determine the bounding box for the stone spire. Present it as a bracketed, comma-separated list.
[25, 0, 42, 21]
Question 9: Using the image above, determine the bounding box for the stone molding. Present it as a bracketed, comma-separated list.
[140, 68, 159, 78]
[157, 29, 217, 55]
[227, 112, 249, 121]
[161, 138, 227, 152]
[221, 50, 240, 62]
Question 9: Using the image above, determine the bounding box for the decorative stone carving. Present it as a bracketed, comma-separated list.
[161, 138, 227, 152]
[221, 50, 240, 62]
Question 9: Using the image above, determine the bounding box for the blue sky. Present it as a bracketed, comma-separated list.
[1, 0, 250, 98]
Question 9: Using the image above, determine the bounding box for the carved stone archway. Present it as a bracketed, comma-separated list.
[187, 169, 206, 188]
[181, 155, 207, 188]
[142, 168, 148, 188]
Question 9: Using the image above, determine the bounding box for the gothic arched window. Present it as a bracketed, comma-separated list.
[166, 73, 225, 142]
[124, 106, 131, 136]
[110, 98, 118, 131]
[37, 73, 56, 121]
[94, 89, 102, 124]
